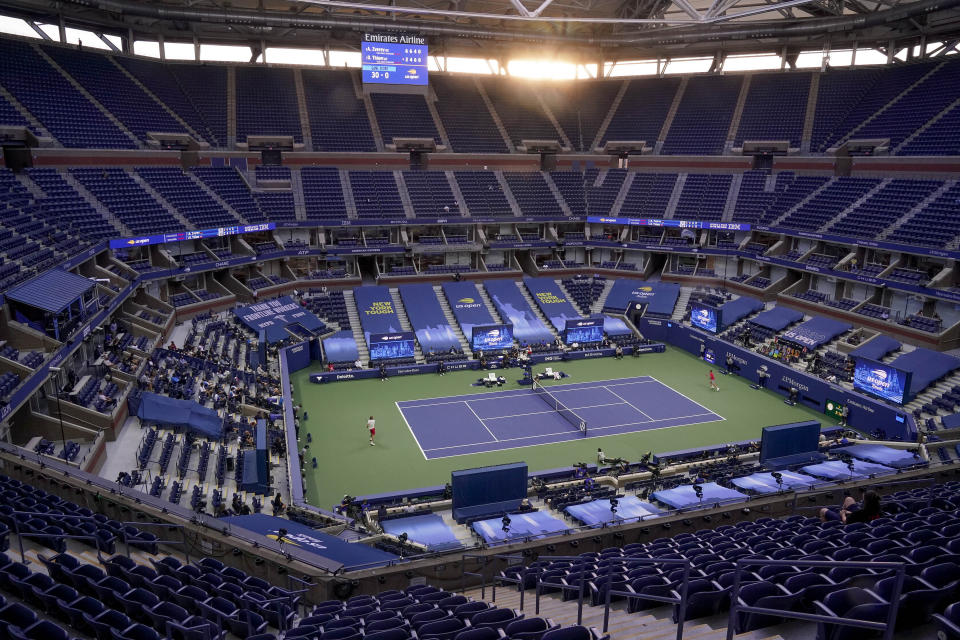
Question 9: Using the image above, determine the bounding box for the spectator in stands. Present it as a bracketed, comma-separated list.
[354, 358, 363, 370]
[272, 493, 284, 516]
[615, 344, 623, 359]
[597, 448, 606, 464]
[97, 391, 116, 409]
[820, 490, 881, 524]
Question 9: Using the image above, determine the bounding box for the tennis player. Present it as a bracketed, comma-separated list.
[367, 415, 376, 446]
[708, 370, 719, 392]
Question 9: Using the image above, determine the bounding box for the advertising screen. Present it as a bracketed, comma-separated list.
[362, 34, 428, 86]
[471, 324, 514, 351]
[564, 318, 604, 345]
[690, 303, 720, 333]
[852, 358, 911, 405]
[368, 332, 416, 360]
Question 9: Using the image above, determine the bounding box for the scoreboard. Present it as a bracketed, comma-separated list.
[587, 216, 750, 231]
[362, 33, 428, 86]
[109, 223, 276, 249]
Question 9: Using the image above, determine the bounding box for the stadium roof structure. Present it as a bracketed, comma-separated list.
[3, 0, 960, 60]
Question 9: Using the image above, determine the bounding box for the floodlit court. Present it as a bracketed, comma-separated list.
[397, 376, 723, 459]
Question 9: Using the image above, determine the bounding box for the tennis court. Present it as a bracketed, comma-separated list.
[396, 376, 724, 459]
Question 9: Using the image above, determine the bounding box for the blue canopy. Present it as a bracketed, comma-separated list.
[136, 392, 223, 439]
[749, 306, 804, 331]
[6, 269, 94, 313]
[780, 316, 852, 349]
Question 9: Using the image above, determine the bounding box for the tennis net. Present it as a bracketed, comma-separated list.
[531, 378, 587, 437]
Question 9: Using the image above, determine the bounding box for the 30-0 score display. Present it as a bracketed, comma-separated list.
[362, 33, 428, 86]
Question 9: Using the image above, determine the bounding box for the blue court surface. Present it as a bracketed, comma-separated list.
[396, 376, 723, 460]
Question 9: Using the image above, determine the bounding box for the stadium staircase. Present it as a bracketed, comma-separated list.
[476, 284, 509, 328]
[389, 288, 426, 363]
[590, 279, 616, 314]
[724, 75, 752, 154]
[339, 169, 359, 219]
[495, 172, 524, 217]
[610, 172, 636, 215]
[293, 68, 314, 152]
[0, 85, 56, 144]
[127, 170, 194, 231]
[816, 178, 891, 233]
[426, 86, 453, 150]
[544, 173, 574, 217]
[109, 57, 203, 143]
[895, 95, 960, 153]
[656, 77, 689, 154]
[32, 45, 142, 149]
[536, 92, 574, 150]
[393, 172, 417, 219]
[516, 281, 561, 340]
[590, 79, 630, 151]
[342, 289, 372, 364]
[355, 72, 385, 152]
[768, 178, 835, 227]
[671, 289, 693, 322]
[226, 66, 237, 147]
[474, 77, 516, 152]
[445, 171, 470, 216]
[831, 61, 946, 149]
[878, 180, 956, 240]
[721, 174, 743, 222]
[60, 170, 132, 237]
[289, 169, 308, 221]
[799, 73, 821, 154]
[663, 175, 687, 220]
[188, 171, 247, 224]
[433, 284, 474, 358]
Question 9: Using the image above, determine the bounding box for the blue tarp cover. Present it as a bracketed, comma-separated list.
[484, 279, 554, 343]
[604, 281, 680, 316]
[730, 470, 819, 494]
[471, 510, 570, 544]
[353, 286, 404, 343]
[836, 444, 920, 469]
[221, 514, 397, 569]
[749, 307, 804, 331]
[398, 284, 461, 352]
[523, 277, 582, 332]
[442, 281, 496, 338]
[565, 495, 663, 526]
[800, 459, 896, 480]
[890, 348, 960, 395]
[849, 335, 901, 361]
[6, 269, 95, 313]
[780, 316, 851, 349]
[234, 296, 326, 344]
[380, 514, 462, 551]
[719, 296, 763, 328]
[652, 482, 748, 510]
[599, 315, 633, 336]
[322, 330, 359, 363]
[136, 391, 222, 438]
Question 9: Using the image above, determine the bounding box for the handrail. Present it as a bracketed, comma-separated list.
[725, 558, 905, 640]
[461, 553, 491, 600]
[601, 557, 693, 640]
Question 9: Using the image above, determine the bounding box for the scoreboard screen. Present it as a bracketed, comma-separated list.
[362, 34, 428, 86]
[110, 223, 276, 249]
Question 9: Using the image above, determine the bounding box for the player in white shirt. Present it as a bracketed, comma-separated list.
[367, 416, 376, 446]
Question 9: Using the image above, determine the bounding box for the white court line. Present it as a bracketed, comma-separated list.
[395, 401, 429, 461]
[605, 387, 653, 422]
[398, 375, 655, 409]
[422, 411, 725, 455]
[479, 401, 629, 422]
[423, 411, 723, 451]
[464, 401, 499, 442]
[605, 378, 720, 416]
